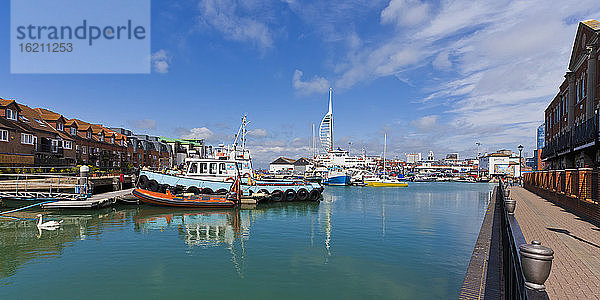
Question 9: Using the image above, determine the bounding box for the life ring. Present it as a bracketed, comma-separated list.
[242, 173, 250, 178]
[296, 188, 309, 201]
[309, 189, 321, 201]
[284, 189, 296, 201]
[225, 177, 235, 182]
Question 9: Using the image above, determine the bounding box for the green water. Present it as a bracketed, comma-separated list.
[0, 183, 493, 299]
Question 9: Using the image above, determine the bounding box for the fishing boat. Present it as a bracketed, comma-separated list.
[322, 168, 351, 186]
[133, 189, 237, 208]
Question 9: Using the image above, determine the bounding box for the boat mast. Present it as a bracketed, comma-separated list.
[383, 133, 387, 175]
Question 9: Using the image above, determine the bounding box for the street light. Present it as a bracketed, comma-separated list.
[518, 144, 524, 186]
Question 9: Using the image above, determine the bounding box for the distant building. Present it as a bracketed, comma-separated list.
[269, 157, 296, 174]
[445, 153, 459, 161]
[158, 137, 205, 167]
[479, 150, 521, 179]
[427, 151, 434, 161]
[406, 153, 421, 164]
[293, 158, 313, 174]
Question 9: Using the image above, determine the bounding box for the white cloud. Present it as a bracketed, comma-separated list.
[410, 115, 438, 132]
[128, 119, 157, 130]
[248, 128, 268, 138]
[293, 69, 330, 95]
[180, 127, 214, 140]
[331, 0, 600, 153]
[381, 0, 429, 27]
[198, 0, 273, 50]
[152, 50, 171, 73]
[432, 51, 451, 69]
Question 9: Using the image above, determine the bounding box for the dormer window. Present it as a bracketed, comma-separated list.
[111, 137, 114, 144]
[99, 133, 104, 142]
[6, 109, 17, 120]
[86, 131, 91, 139]
[57, 122, 63, 131]
[70, 127, 76, 135]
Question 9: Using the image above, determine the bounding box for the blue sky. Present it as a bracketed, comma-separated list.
[3, 0, 600, 167]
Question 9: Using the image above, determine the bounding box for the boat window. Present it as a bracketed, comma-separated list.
[200, 163, 208, 173]
[189, 162, 198, 174]
[210, 163, 217, 174]
[237, 162, 243, 170]
[219, 163, 226, 174]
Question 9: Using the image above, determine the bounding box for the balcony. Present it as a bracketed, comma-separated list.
[557, 130, 571, 153]
[572, 117, 596, 148]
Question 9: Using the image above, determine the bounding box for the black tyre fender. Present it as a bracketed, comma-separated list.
[309, 189, 321, 201]
[258, 189, 269, 195]
[147, 180, 159, 192]
[215, 189, 228, 195]
[187, 186, 200, 195]
[296, 188, 309, 201]
[138, 175, 149, 189]
[284, 189, 296, 201]
[201, 188, 213, 195]
[271, 190, 283, 202]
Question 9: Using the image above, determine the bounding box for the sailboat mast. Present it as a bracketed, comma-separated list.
[383, 133, 387, 174]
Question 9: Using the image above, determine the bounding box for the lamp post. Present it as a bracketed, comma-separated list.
[518, 144, 524, 186]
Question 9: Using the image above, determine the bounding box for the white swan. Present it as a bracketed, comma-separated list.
[36, 214, 63, 230]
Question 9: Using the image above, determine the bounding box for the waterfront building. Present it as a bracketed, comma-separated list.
[269, 157, 296, 174]
[478, 150, 521, 179]
[406, 153, 422, 164]
[543, 20, 600, 169]
[0, 97, 175, 170]
[158, 137, 205, 167]
[427, 151, 435, 161]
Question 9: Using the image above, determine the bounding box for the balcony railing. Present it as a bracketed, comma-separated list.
[572, 117, 596, 148]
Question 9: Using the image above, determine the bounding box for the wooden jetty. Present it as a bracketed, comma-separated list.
[42, 188, 135, 209]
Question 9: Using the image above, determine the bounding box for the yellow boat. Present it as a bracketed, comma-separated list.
[365, 181, 409, 187]
[364, 176, 409, 187]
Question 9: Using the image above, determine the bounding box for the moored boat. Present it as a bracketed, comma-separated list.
[133, 189, 237, 208]
[364, 176, 409, 187]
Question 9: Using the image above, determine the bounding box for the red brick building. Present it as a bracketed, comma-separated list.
[543, 20, 600, 169]
[0, 98, 172, 170]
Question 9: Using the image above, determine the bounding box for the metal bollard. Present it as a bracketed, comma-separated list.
[78, 165, 89, 195]
[520, 240, 554, 291]
[505, 197, 516, 214]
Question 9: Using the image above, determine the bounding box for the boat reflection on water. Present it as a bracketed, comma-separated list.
[133, 208, 251, 277]
[134, 208, 250, 247]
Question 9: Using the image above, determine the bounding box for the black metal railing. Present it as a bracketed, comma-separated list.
[557, 130, 571, 152]
[573, 117, 596, 147]
[498, 182, 550, 300]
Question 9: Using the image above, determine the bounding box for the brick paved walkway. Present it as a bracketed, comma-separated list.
[512, 187, 600, 299]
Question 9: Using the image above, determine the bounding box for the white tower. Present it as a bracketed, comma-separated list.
[319, 88, 334, 152]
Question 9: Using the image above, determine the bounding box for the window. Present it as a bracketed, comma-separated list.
[19, 115, 30, 122]
[209, 163, 217, 174]
[70, 127, 77, 135]
[82, 146, 87, 154]
[63, 140, 72, 149]
[21, 133, 34, 145]
[99, 133, 104, 142]
[200, 163, 208, 173]
[0, 129, 8, 142]
[189, 163, 198, 173]
[56, 122, 63, 131]
[111, 137, 114, 144]
[51, 139, 59, 152]
[86, 131, 91, 138]
[6, 109, 17, 120]
[76, 145, 79, 151]
[219, 163, 226, 174]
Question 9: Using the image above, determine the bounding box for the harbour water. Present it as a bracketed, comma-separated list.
[0, 183, 493, 299]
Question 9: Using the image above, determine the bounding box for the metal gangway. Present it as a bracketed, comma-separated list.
[0, 173, 89, 201]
